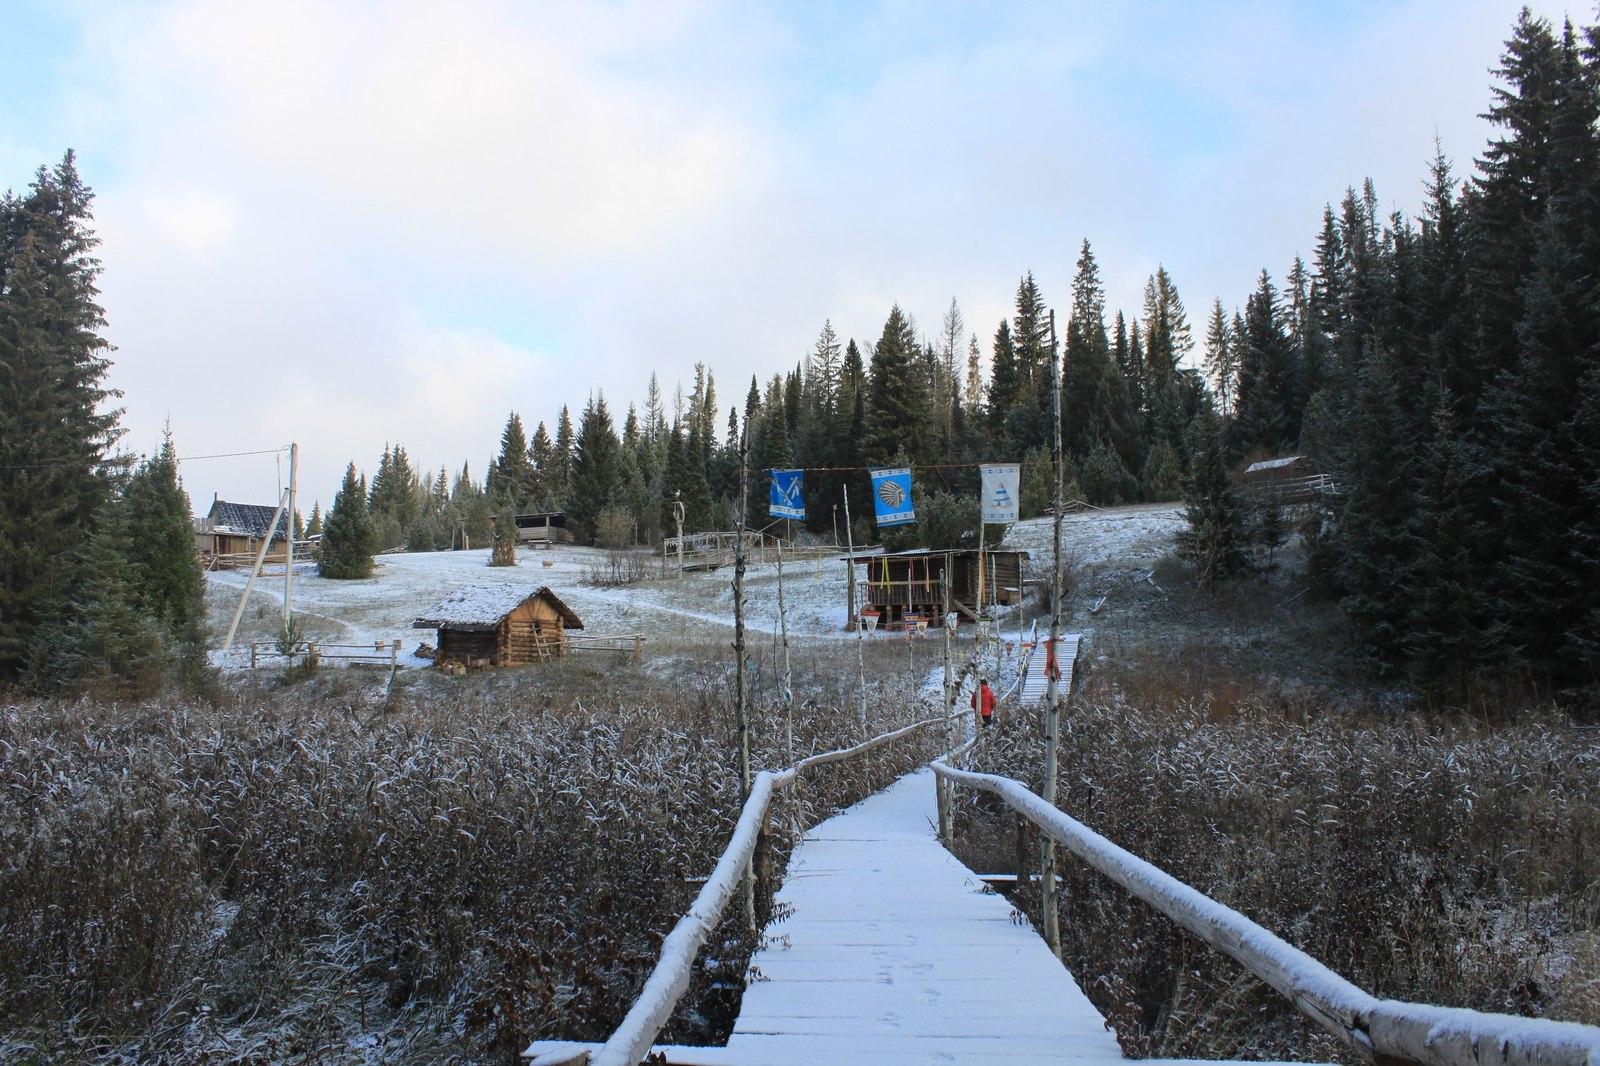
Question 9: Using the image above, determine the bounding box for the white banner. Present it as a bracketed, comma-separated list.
[980, 463, 1020, 523]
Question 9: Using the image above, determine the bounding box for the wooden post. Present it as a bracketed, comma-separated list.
[939, 554, 955, 844]
[673, 498, 686, 580]
[250, 642, 257, 670]
[843, 487, 867, 741]
[222, 486, 291, 654]
[1015, 814, 1029, 890]
[284, 442, 297, 631]
[1041, 308, 1063, 959]
[777, 543, 795, 773]
[733, 423, 755, 937]
[633, 634, 642, 661]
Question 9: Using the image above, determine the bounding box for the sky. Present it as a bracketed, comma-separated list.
[1, 0, 1585, 514]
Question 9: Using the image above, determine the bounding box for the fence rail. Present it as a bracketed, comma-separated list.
[249, 640, 401, 670]
[526, 714, 950, 1066]
[563, 634, 646, 660]
[930, 759, 1600, 1066]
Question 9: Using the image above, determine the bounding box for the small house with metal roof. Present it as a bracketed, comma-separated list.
[197, 495, 293, 566]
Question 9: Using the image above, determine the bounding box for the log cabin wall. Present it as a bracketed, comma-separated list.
[500, 598, 566, 664]
[438, 628, 498, 665]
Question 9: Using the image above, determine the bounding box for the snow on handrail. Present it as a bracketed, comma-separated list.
[996, 617, 1038, 704]
[930, 760, 1600, 1066]
[528, 714, 951, 1066]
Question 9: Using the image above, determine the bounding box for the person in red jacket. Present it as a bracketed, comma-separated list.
[972, 678, 996, 727]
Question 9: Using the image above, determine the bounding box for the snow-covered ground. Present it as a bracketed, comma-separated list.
[206, 506, 1186, 673]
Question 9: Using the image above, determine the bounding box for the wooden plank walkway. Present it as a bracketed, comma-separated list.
[718, 767, 1122, 1065]
[1020, 633, 1080, 703]
[527, 769, 1125, 1064]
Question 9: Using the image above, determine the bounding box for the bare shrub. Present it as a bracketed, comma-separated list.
[950, 690, 1600, 1060]
[0, 638, 939, 1064]
[584, 549, 651, 587]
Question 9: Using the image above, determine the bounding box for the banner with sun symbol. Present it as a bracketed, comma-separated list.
[870, 467, 915, 527]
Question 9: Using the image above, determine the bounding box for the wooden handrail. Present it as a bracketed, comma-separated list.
[931, 760, 1600, 1066]
[527, 714, 950, 1066]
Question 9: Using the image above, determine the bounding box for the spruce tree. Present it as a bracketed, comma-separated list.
[119, 427, 204, 644]
[0, 153, 122, 682]
[865, 304, 930, 465]
[319, 463, 378, 579]
[1176, 407, 1249, 588]
[567, 393, 623, 544]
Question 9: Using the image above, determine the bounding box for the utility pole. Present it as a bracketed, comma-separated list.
[283, 442, 297, 629]
[1041, 309, 1064, 959]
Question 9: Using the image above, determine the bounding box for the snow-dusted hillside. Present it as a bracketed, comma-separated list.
[206, 505, 1187, 671]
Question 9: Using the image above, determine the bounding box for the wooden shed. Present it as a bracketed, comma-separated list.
[197, 496, 292, 566]
[413, 585, 584, 668]
[1237, 455, 1337, 505]
[846, 548, 1030, 628]
[513, 512, 572, 546]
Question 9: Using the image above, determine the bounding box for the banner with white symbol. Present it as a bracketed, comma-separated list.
[980, 463, 1020, 523]
[870, 467, 915, 527]
[769, 469, 805, 519]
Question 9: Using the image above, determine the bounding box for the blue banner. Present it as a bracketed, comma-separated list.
[769, 468, 805, 520]
[870, 467, 915, 527]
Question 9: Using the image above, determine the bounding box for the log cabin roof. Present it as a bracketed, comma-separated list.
[413, 585, 584, 631]
[1242, 455, 1308, 474]
[206, 499, 290, 539]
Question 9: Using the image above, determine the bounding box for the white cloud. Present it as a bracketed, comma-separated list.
[33, 0, 1581, 510]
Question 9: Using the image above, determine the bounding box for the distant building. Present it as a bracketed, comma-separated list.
[413, 585, 583, 667]
[1236, 456, 1337, 505]
[844, 548, 1030, 629]
[512, 511, 572, 546]
[196, 496, 292, 566]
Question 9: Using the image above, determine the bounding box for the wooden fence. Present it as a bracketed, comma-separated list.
[249, 640, 401, 670]
[563, 634, 646, 661]
[524, 636, 1598, 1066]
[524, 714, 953, 1066]
[930, 759, 1600, 1066]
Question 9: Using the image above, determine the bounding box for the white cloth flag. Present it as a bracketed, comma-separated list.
[980, 463, 1020, 523]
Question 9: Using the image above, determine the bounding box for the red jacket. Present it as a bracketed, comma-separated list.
[972, 684, 996, 718]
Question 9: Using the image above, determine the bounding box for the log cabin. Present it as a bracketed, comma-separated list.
[413, 585, 583, 667]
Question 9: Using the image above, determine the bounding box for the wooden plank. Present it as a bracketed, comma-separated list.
[720, 770, 1126, 1065]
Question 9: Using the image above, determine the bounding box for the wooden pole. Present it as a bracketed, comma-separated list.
[222, 487, 291, 654]
[733, 424, 755, 936]
[778, 543, 794, 772]
[843, 486, 867, 741]
[673, 497, 686, 580]
[283, 442, 297, 629]
[1041, 308, 1063, 959]
[939, 552, 954, 844]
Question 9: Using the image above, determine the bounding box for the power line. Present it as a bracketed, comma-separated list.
[0, 445, 287, 473]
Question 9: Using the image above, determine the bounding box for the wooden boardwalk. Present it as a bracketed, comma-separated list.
[530, 768, 1125, 1064]
[720, 767, 1121, 1065]
[1020, 633, 1080, 703]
